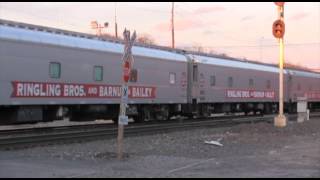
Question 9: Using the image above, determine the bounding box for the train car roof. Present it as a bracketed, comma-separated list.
[192, 54, 320, 79]
[0, 19, 319, 79]
[191, 54, 280, 73]
[286, 69, 320, 79]
[0, 22, 186, 63]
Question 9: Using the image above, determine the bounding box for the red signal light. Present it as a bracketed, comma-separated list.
[272, 19, 285, 38]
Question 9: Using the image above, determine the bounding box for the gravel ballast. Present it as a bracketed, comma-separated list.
[0, 118, 319, 178]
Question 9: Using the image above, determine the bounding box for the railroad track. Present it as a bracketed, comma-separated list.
[0, 113, 319, 150]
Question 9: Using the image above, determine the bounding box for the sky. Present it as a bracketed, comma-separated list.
[0, 2, 319, 70]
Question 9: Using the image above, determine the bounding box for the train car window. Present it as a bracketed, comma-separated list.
[169, 72, 176, 84]
[49, 62, 61, 79]
[266, 80, 271, 89]
[210, 75, 216, 86]
[249, 79, 254, 88]
[228, 77, 233, 88]
[130, 69, 138, 82]
[94, 66, 103, 81]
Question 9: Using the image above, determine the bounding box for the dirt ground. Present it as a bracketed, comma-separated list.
[0, 117, 319, 178]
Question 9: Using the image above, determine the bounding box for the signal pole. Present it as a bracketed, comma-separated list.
[171, 2, 175, 48]
[117, 29, 136, 160]
[273, 2, 287, 127]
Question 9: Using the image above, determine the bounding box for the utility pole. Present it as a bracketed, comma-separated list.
[273, 2, 287, 127]
[171, 2, 175, 49]
[115, 2, 118, 38]
[318, 3, 320, 71]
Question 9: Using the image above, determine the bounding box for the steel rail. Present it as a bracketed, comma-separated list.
[0, 113, 319, 149]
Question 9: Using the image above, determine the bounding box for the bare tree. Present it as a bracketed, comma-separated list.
[99, 33, 120, 41]
[136, 34, 156, 45]
[284, 62, 311, 71]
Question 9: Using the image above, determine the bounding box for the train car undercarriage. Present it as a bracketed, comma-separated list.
[1, 101, 319, 125]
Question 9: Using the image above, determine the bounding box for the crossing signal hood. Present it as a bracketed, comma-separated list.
[274, 2, 285, 6]
[272, 19, 285, 39]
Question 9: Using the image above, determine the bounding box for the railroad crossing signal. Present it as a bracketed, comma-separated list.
[118, 29, 136, 160]
[118, 115, 129, 125]
[121, 85, 128, 104]
[272, 19, 285, 38]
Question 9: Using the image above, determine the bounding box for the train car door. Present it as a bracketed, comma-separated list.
[186, 55, 199, 116]
[192, 63, 199, 109]
[286, 70, 294, 112]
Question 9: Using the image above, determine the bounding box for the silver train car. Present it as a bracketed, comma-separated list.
[187, 54, 320, 116]
[0, 19, 320, 124]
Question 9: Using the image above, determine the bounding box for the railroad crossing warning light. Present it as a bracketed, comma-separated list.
[274, 2, 285, 6]
[123, 61, 130, 83]
[272, 19, 285, 38]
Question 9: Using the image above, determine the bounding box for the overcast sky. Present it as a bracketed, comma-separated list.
[1, 2, 319, 70]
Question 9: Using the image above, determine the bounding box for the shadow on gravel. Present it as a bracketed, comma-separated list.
[94, 151, 131, 160]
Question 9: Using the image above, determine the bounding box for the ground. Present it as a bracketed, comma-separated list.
[0, 117, 319, 178]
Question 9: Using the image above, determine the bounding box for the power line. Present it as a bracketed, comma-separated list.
[181, 42, 320, 49]
[117, 3, 170, 14]
[1, 6, 88, 30]
[174, 4, 258, 45]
